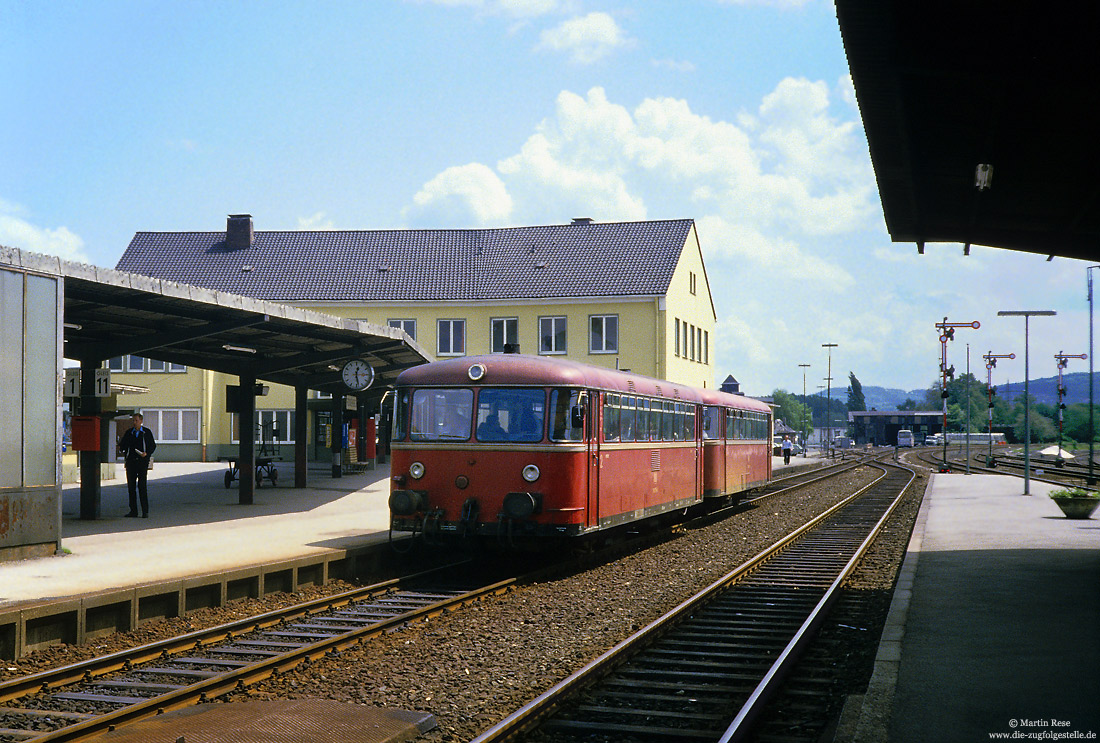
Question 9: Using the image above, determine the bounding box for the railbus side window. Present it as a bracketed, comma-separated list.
[662, 400, 675, 441]
[648, 400, 661, 440]
[684, 404, 697, 440]
[603, 394, 620, 442]
[620, 396, 636, 441]
[550, 388, 584, 442]
[636, 399, 649, 442]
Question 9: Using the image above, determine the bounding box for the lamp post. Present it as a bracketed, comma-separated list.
[1088, 265, 1100, 485]
[822, 343, 837, 452]
[998, 310, 1056, 495]
[799, 363, 811, 457]
[983, 351, 1015, 464]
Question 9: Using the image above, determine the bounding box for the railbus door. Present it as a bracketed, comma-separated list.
[585, 391, 600, 528]
[694, 404, 703, 500]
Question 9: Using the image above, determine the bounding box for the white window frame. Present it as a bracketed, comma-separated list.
[140, 408, 201, 444]
[539, 316, 567, 355]
[389, 318, 417, 341]
[491, 317, 519, 353]
[437, 319, 466, 356]
[589, 314, 619, 354]
[231, 410, 296, 444]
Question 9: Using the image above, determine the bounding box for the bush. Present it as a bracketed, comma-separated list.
[1049, 487, 1098, 500]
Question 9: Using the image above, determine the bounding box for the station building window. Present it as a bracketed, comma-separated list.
[589, 314, 618, 354]
[690, 271, 697, 295]
[108, 355, 186, 373]
[140, 408, 200, 444]
[388, 319, 416, 340]
[491, 317, 518, 353]
[231, 410, 296, 444]
[674, 319, 681, 357]
[539, 316, 567, 355]
[437, 319, 466, 356]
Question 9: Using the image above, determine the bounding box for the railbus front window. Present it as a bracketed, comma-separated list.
[476, 388, 545, 442]
[409, 388, 473, 441]
[550, 389, 584, 442]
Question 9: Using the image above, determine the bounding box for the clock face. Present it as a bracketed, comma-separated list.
[341, 359, 374, 391]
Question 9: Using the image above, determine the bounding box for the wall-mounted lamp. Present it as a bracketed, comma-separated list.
[975, 163, 994, 190]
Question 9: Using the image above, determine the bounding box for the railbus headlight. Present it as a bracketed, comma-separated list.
[409, 461, 426, 480]
[522, 464, 540, 482]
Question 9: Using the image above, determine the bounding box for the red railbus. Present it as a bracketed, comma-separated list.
[388, 354, 771, 544]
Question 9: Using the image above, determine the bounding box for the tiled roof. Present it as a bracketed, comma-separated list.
[115, 220, 695, 302]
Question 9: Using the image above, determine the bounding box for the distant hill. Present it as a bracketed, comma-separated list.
[852, 372, 1096, 410]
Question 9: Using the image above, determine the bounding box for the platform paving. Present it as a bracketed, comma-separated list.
[848, 472, 1100, 743]
[0, 461, 395, 608]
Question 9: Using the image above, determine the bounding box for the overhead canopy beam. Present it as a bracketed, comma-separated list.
[65, 315, 272, 363]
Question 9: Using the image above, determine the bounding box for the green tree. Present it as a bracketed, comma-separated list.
[846, 372, 866, 412]
[898, 398, 918, 411]
[771, 389, 811, 438]
[919, 373, 995, 432]
[1010, 395, 1057, 443]
[1063, 404, 1100, 443]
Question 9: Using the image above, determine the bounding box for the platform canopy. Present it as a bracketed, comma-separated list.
[2, 246, 430, 395]
[835, 1, 1100, 261]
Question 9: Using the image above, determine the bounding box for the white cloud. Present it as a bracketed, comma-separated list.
[713, 0, 816, 8]
[651, 58, 696, 73]
[697, 215, 853, 287]
[411, 0, 566, 17]
[536, 12, 632, 64]
[405, 163, 513, 226]
[0, 202, 89, 263]
[297, 212, 335, 230]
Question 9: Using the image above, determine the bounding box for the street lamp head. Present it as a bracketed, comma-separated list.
[998, 310, 1056, 317]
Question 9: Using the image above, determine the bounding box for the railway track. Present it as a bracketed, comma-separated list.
[914, 446, 1098, 491]
[0, 563, 508, 743]
[471, 460, 915, 742]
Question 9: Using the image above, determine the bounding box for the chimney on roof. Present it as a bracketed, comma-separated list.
[570, 217, 594, 225]
[226, 214, 254, 250]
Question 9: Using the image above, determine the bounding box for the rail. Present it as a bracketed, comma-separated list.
[471, 460, 914, 742]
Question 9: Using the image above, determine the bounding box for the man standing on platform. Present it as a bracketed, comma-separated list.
[118, 412, 156, 518]
[781, 435, 792, 465]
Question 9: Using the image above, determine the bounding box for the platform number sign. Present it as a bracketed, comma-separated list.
[63, 369, 80, 398]
[94, 369, 111, 397]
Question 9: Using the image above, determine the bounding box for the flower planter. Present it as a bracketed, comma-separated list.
[1051, 497, 1100, 520]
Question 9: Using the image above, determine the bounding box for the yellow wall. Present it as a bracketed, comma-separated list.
[662, 224, 717, 388]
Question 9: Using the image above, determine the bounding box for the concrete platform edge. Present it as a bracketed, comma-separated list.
[0, 539, 398, 661]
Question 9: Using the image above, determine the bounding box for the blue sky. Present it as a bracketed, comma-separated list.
[2, 0, 1095, 398]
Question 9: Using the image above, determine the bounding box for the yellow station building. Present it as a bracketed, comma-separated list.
[109, 215, 717, 462]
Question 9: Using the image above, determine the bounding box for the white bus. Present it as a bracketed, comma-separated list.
[897, 430, 915, 447]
